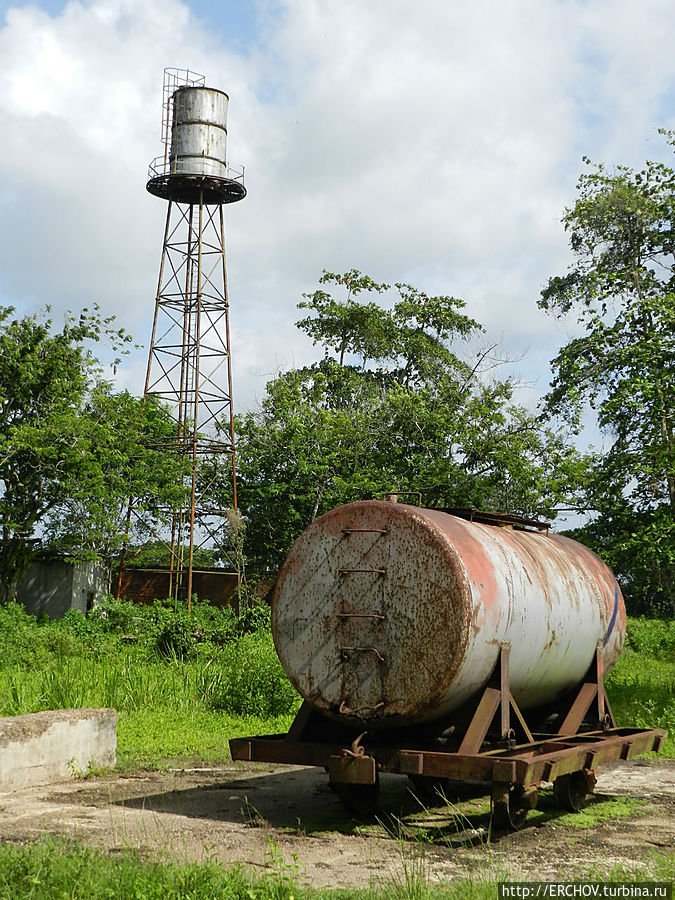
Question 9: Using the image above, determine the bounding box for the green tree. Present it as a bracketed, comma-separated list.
[0, 307, 181, 600]
[233, 271, 583, 569]
[540, 138, 675, 613]
[45, 386, 185, 566]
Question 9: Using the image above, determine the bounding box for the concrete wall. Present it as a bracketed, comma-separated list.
[71, 561, 108, 614]
[17, 560, 108, 619]
[115, 569, 275, 611]
[0, 708, 117, 792]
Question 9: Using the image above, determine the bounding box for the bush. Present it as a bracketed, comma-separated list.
[235, 601, 271, 634]
[153, 610, 195, 661]
[179, 598, 240, 644]
[147, 599, 265, 660]
[0, 602, 40, 668]
[0, 602, 81, 669]
[624, 616, 675, 660]
[58, 608, 121, 659]
[0, 596, 275, 669]
[202, 632, 299, 717]
[86, 597, 142, 635]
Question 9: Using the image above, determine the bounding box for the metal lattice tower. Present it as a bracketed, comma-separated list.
[119, 68, 246, 605]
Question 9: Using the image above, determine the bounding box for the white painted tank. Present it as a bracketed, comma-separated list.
[169, 86, 228, 178]
[271, 501, 626, 728]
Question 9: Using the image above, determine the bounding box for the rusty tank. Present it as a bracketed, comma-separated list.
[271, 499, 626, 729]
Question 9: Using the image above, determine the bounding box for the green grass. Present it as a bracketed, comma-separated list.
[0, 645, 299, 716]
[0, 603, 671, 764]
[544, 796, 645, 829]
[0, 599, 301, 765]
[0, 834, 301, 900]
[117, 709, 295, 769]
[0, 607, 671, 897]
[361, 785, 648, 849]
[606, 639, 675, 756]
[0, 835, 672, 900]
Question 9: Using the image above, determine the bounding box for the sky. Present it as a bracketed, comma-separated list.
[1, 0, 674, 423]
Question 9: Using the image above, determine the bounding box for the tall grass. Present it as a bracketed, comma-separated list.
[606, 648, 675, 755]
[0, 598, 301, 764]
[0, 647, 299, 719]
[606, 616, 675, 755]
[0, 602, 671, 763]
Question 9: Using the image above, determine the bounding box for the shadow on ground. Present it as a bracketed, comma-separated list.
[113, 766, 598, 845]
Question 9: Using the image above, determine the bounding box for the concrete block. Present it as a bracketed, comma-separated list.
[0, 708, 117, 792]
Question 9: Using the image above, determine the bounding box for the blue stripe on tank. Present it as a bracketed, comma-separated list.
[603, 583, 619, 647]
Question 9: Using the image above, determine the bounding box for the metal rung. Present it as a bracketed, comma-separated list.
[337, 613, 385, 619]
[338, 700, 384, 717]
[339, 568, 386, 575]
[340, 646, 385, 662]
[342, 528, 387, 534]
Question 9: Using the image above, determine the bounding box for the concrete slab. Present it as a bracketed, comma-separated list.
[0, 708, 117, 792]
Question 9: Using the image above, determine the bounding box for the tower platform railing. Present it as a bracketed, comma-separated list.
[147, 156, 246, 184]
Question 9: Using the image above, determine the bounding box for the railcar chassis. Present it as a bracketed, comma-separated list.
[230, 642, 666, 829]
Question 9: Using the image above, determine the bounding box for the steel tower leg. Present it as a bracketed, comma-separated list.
[117, 196, 238, 606]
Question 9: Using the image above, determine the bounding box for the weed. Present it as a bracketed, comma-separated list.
[384, 845, 431, 900]
[263, 838, 306, 898]
[67, 756, 84, 779]
[241, 798, 270, 829]
[379, 822, 433, 900]
[545, 796, 645, 829]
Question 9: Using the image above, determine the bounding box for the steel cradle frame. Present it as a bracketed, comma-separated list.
[230, 642, 666, 828]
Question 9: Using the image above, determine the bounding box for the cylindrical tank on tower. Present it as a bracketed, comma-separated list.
[169, 86, 229, 178]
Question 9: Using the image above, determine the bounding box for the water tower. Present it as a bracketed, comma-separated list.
[119, 68, 246, 605]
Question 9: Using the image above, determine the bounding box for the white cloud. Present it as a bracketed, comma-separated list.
[0, 0, 674, 412]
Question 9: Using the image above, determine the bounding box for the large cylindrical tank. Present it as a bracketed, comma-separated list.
[169, 86, 228, 178]
[271, 501, 625, 728]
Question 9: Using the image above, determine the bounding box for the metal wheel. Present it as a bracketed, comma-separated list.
[491, 783, 536, 831]
[553, 770, 596, 812]
[334, 776, 380, 817]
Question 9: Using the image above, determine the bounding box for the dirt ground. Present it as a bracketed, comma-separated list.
[0, 758, 672, 889]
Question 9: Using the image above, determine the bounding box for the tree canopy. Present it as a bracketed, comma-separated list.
[232, 270, 583, 569]
[540, 136, 675, 613]
[0, 306, 182, 600]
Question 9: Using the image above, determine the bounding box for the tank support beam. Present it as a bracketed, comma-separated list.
[457, 642, 533, 754]
[557, 643, 616, 735]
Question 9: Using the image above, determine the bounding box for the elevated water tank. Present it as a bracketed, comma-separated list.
[169, 86, 229, 178]
[146, 80, 245, 205]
